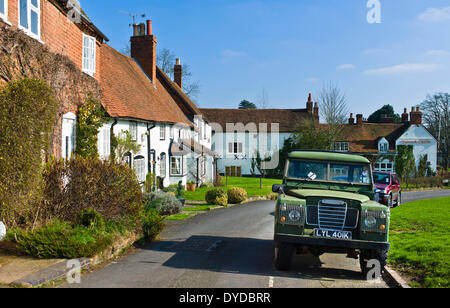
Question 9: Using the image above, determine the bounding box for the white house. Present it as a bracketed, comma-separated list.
[96, 22, 216, 188]
[201, 95, 319, 176]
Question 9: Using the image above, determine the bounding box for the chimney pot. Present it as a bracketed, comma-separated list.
[174, 58, 183, 88]
[146, 20, 152, 36]
[133, 24, 140, 37]
[306, 93, 313, 112]
[356, 114, 363, 125]
[349, 113, 355, 125]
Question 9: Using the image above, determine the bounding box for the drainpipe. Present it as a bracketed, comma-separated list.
[110, 118, 118, 159]
[147, 123, 156, 174]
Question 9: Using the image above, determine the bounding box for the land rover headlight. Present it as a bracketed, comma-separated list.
[289, 210, 301, 222]
[364, 216, 377, 228]
[380, 211, 387, 219]
[281, 204, 287, 212]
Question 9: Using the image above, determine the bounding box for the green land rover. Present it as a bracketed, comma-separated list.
[273, 151, 390, 274]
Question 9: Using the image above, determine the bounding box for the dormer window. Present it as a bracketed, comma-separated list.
[334, 142, 349, 152]
[378, 138, 389, 153]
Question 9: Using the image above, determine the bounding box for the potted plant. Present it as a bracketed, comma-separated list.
[186, 180, 196, 192]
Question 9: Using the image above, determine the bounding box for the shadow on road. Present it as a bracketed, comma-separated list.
[143, 235, 366, 282]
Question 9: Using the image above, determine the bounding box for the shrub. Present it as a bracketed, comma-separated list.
[142, 208, 165, 241]
[227, 187, 247, 204]
[0, 79, 58, 227]
[79, 208, 105, 230]
[42, 158, 144, 225]
[163, 184, 179, 193]
[6, 221, 114, 259]
[205, 189, 228, 207]
[144, 172, 157, 194]
[144, 192, 183, 216]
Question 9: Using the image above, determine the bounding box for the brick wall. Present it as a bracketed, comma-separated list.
[3, 0, 101, 78]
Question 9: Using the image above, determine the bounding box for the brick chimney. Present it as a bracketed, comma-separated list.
[349, 113, 355, 125]
[410, 106, 423, 125]
[131, 20, 157, 84]
[174, 58, 182, 88]
[306, 93, 313, 113]
[402, 108, 409, 123]
[356, 114, 363, 125]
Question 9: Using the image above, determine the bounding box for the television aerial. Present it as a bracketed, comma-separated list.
[117, 10, 146, 26]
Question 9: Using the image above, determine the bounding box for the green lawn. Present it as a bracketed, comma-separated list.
[183, 177, 282, 201]
[388, 197, 450, 288]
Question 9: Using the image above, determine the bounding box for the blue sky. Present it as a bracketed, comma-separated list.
[82, 0, 450, 118]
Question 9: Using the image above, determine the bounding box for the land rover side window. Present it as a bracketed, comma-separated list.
[330, 164, 371, 184]
[287, 160, 327, 181]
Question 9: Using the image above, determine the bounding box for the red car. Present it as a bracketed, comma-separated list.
[373, 172, 402, 208]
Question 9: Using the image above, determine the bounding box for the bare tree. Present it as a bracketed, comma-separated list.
[156, 48, 200, 101]
[317, 82, 349, 125]
[420, 93, 450, 169]
[316, 82, 350, 148]
[257, 88, 270, 109]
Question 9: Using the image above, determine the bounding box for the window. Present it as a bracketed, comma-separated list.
[98, 126, 111, 159]
[334, 142, 349, 152]
[19, 0, 40, 38]
[133, 156, 146, 183]
[0, 0, 7, 21]
[129, 122, 137, 141]
[170, 127, 174, 139]
[228, 142, 243, 154]
[200, 156, 206, 176]
[82, 34, 96, 76]
[160, 125, 166, 140]
[170, 156, 183, 176]
[379, 142, 389, 153]
[160, 153, 166, 177]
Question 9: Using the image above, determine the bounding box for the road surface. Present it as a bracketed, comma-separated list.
[64, 190, 449, 288]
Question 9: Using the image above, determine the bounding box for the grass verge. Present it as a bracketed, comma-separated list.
[388, 197, 450, 288]
[184, 177, 281, 201]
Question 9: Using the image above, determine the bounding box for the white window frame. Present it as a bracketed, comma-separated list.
[133, 156, 146, 183]
[160, 152, 167, 177]
[98, 126, 111, 159]
[379, 142, 389, 153]
[160, 125, 166, 140]
[129, 121, 137, 141]
[334, 142, 349, 153]
[228, 142, 243, 155]
[170, 156, 183, 176]
[18, 0, 40, 40]
[0, 0, 8, 22]
[82, 34, 96, 76]
[62, 112, 77, 160]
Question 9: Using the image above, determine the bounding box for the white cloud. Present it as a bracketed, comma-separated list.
[220, 49, 247, 58]
[426, 49, 449, 56]
[337, 64, 356, 70]
[364, 63, 439, 76]
[306, 77, 319, 83]
[418, 7, 450, 22]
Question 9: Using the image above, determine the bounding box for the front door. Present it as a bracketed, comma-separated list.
[62, 113, 76, 160]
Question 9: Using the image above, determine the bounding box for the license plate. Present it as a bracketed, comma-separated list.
[313, 229, 352, 240]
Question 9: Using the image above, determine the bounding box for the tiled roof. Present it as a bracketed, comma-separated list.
[322, 123, 410, 153]
[199, 108, 313, 132]
[99, 44, 193, 126]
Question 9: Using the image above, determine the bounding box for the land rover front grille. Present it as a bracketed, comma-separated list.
[306, 199, 359, 230]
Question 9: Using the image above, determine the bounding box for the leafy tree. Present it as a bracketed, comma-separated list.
[114, 130, 141, 163]
[76, 94, 108, 159]
[420, 93, 450, 169]
[251, 150, 272, 177]
[367, 105, 401, 123]
[417, 154, 429, 178]
[239, 100, 257, 109]
[395, 145, 416, 187]
[292, 119, 334, 151]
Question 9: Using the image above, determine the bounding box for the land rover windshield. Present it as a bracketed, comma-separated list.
[286, 159, 372, 185]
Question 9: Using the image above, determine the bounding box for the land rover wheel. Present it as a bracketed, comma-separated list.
[360, 249, 388, 277]
[274, 243, 294, 271]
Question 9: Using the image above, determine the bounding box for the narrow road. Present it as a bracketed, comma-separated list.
[65, 190, 449, 288]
